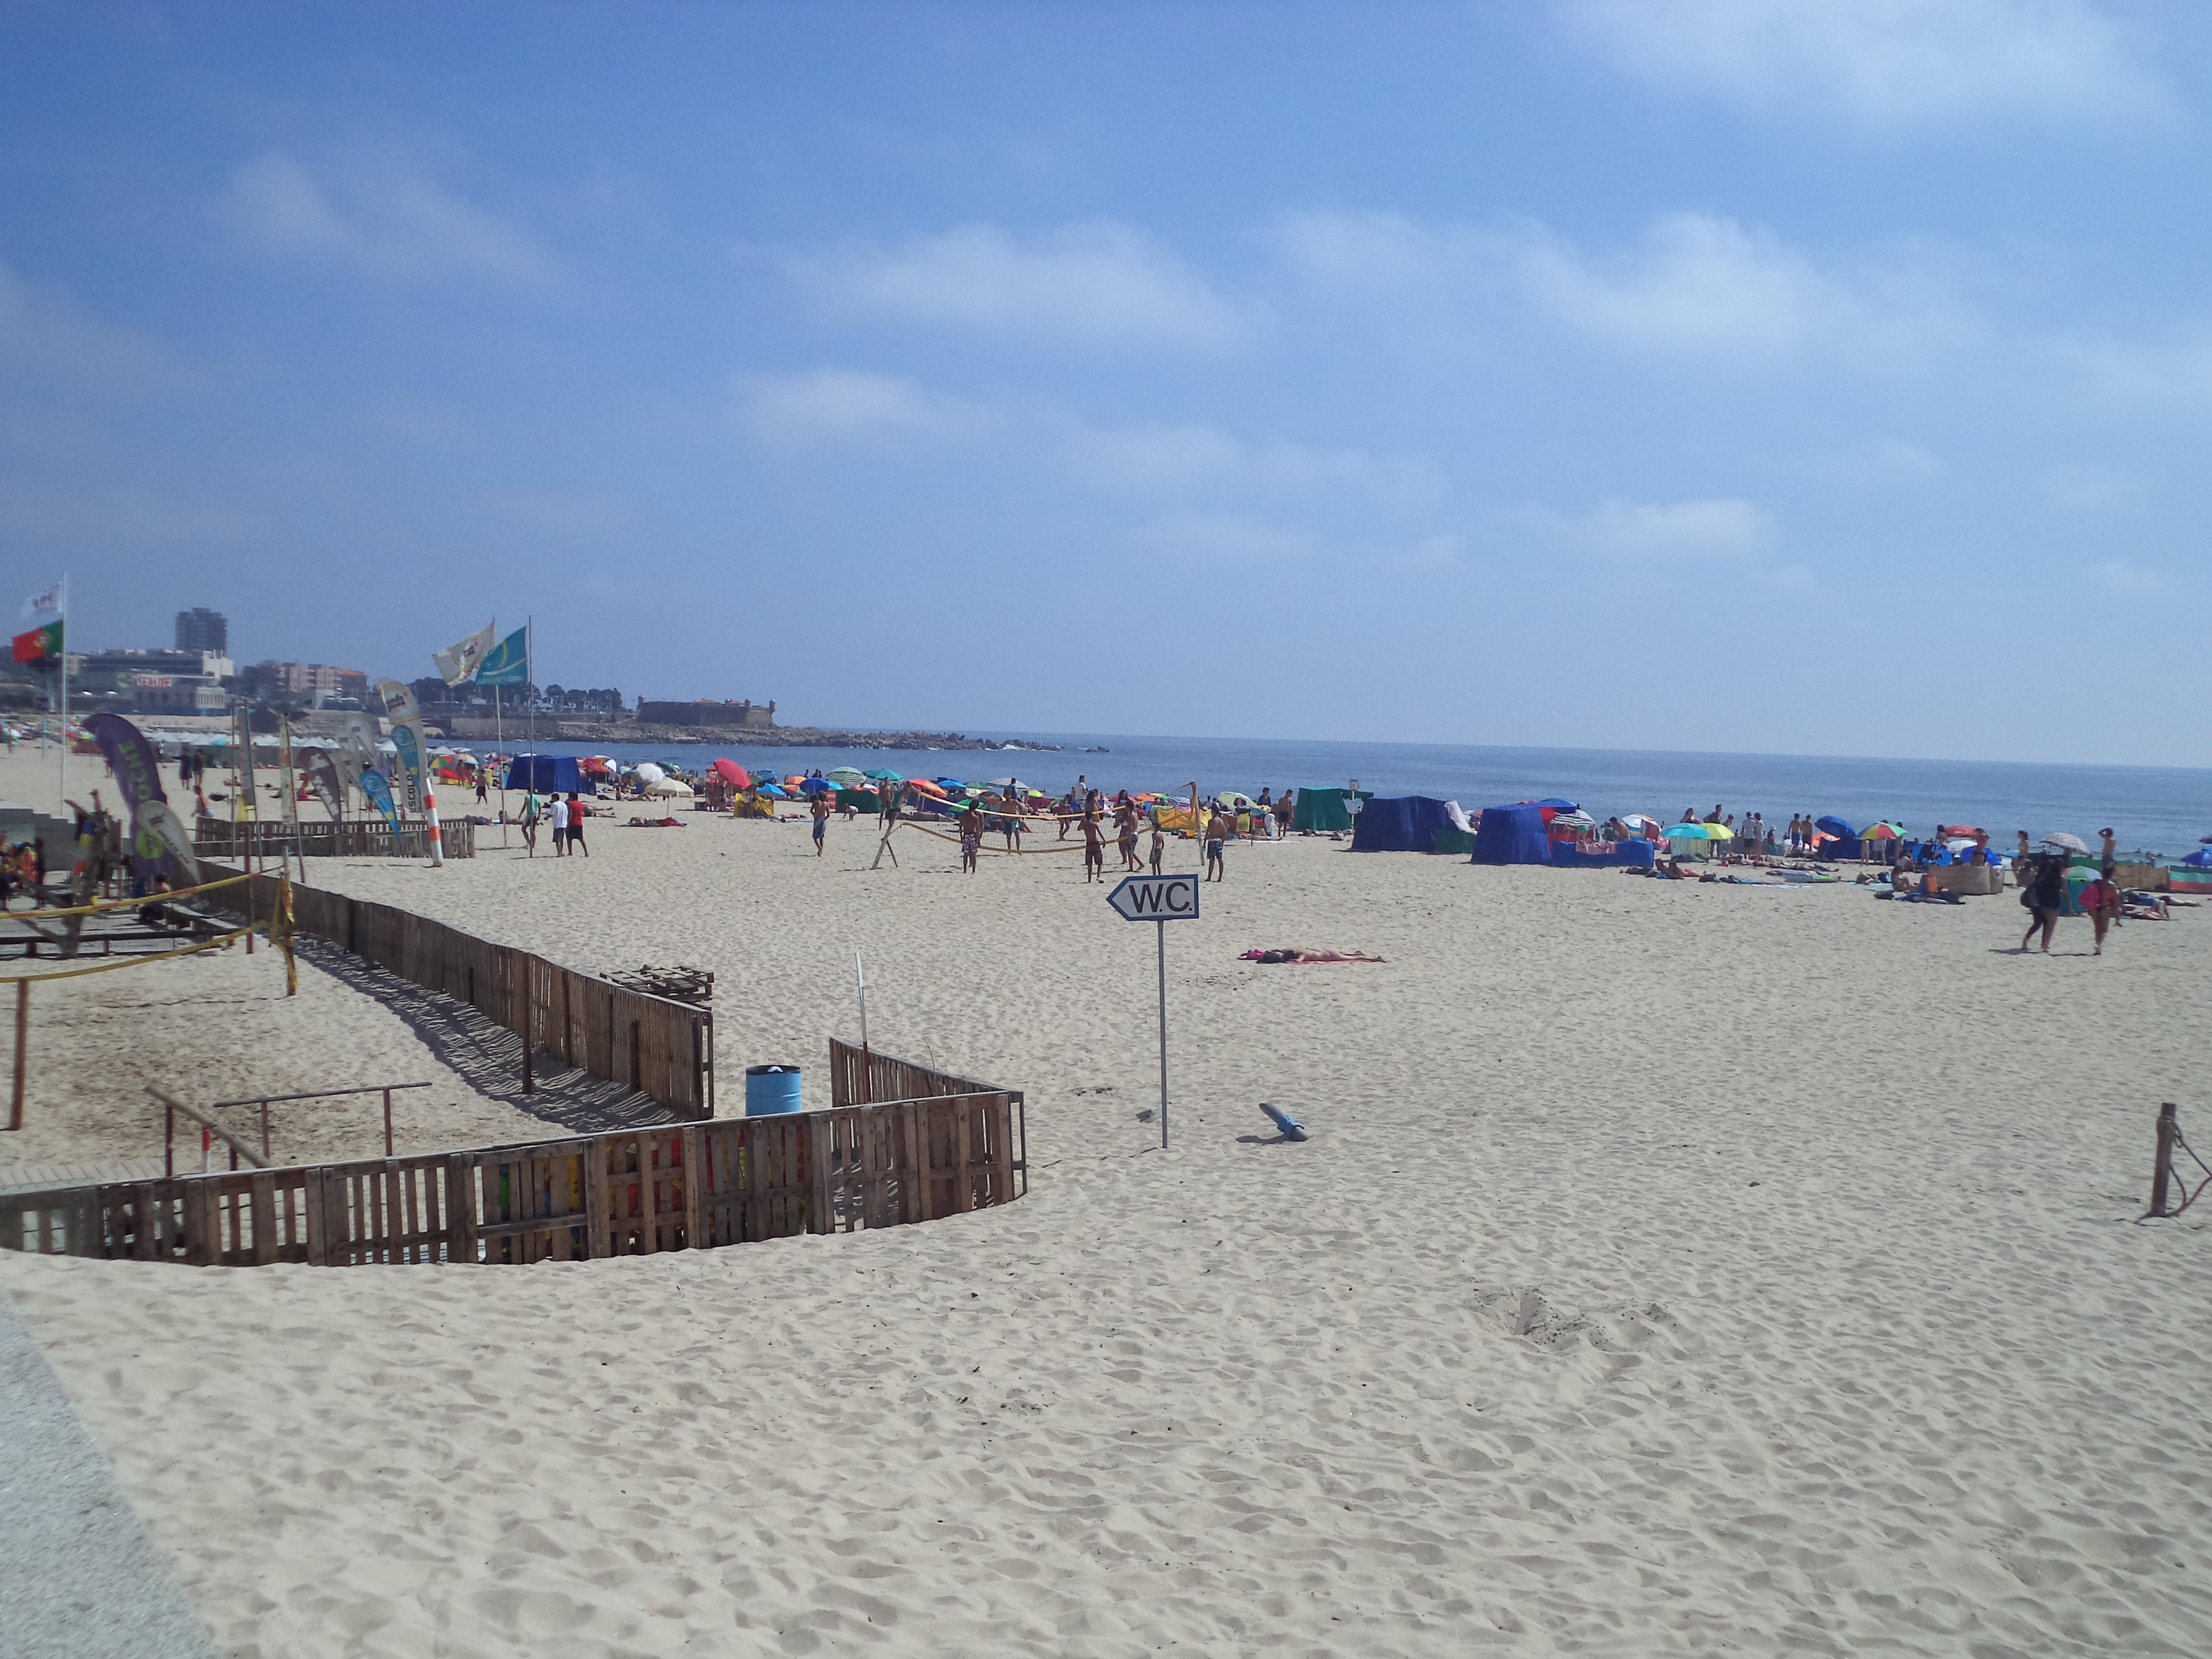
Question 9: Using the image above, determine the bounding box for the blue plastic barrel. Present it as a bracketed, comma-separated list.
[745, 1064, 803, 1116]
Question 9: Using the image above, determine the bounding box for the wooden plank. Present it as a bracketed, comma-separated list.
[584, 1137, 611, 1258]
[956, 1100, 975, 1214]
[808, 1113, 832, 1235]
[682, 1125, 705, 1250]
[446, 1154, 477, 1264]
[250, 1171, 277, 1265]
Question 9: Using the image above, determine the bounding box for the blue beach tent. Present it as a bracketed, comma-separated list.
[1351, 796, 1457, 852]
[1469, 804, 1551, 865]
[505, 754, 582, 793]
[1551, 838, 1656, 869]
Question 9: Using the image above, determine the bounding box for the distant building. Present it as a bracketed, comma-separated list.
[637, 697, 777, 729]
[240, 660, 371, 703]
[70, 648, 234, 713]
[175, 608, 228, 654]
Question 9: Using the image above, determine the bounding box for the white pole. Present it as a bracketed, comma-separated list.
[495, 682, 508, 849]
[56, 583, 67, 811]
[1157, 918, 1169, 1150]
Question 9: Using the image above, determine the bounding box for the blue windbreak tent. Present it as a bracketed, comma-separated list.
[505, 754, 582, 793]
[1469, 804, 1551, 865]
[1351, 796, 1456, 852]
[1551, 838, 1657, 869]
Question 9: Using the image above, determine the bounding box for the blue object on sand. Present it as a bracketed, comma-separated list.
[1260, 1102, 1309, 1142]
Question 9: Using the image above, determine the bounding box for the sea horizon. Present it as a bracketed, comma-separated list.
[484, 727, 2210, 859]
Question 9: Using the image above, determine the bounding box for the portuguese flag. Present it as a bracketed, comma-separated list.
[11, 618, 61, 664]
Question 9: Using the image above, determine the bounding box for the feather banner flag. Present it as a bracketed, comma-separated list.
[434, 620, 498, 686]
[473, 625, 529, 687]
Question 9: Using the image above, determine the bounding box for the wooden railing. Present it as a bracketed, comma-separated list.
[194, 816, 476, 860]
[0, 1046, 1023, 1265]
[192, 866, 713, 1119]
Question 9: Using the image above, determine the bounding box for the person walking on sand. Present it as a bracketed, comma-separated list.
[1079, 809, 1104, 882]
[959, 806, 983, 874]
[810, 786, 831, 856]
[2020, 853, 2067, 953]
[566, 793, 590, 857]
[475, 769, 488, 805]
[521, 788, 542, 856]
[548, 791, 568, 857]
[2083, 864, 2122, 955]
[1205, 807, 1228, 881]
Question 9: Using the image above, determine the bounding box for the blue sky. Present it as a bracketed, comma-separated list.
[2, 1, 2208, 763]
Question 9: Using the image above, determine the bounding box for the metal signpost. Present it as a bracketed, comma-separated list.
[1106, 872, 1200, 1148]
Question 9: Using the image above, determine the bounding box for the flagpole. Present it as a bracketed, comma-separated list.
[495, 682, 508, 849]
[56, 577, 67, 812]
[526, 614, 534, 757]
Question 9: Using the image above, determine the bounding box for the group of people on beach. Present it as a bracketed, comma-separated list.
[517, 790, 591, 859]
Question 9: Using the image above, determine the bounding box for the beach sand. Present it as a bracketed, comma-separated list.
[3, 747, 2211, 1654]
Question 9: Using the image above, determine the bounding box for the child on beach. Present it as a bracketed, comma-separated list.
[1148, 824, 1165, 875]
[811, 788, 831, 856]
[2082, 865, 2122, 955]
[1080, 811, 1104, 882]
[1205, 808, 1228, 881]
[959, 807, 982, 874]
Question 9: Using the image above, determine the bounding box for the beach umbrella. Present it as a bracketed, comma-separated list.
[1663, 822, 1714, 840]
[711, 758, 751, 790]
[1940, 824, 1984, 839]
[864, 768, 903, 781]
[635, 762, 666, 788]
[2042, 832, 2091, 854]
[757, 782, 788, 798]
[1862, 822, 1900, 840]
[644, 777, 694, 798]
[826, 766, 869, 786]
[798, 777, 833, 794]
[1549, 810, 1596, 832]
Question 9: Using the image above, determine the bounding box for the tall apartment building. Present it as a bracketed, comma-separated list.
[175, 608, 228, 654]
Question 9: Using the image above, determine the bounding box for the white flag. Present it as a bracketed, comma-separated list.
[20, 579, 64, 623]
[433, 620, 497, 685]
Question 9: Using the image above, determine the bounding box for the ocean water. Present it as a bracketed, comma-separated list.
[495, 731, 2210, 860]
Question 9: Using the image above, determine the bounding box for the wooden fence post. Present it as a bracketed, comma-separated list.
[9, 978, 25, 1132]
[2150, 1102, 2179, 1217]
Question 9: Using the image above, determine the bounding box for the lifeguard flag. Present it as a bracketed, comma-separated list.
[11, 619, 61, 663]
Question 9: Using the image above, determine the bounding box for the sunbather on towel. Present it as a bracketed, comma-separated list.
[1239, 947, 1386, 964]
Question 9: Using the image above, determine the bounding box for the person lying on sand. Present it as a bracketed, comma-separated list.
[1238, 947, 1386, 964]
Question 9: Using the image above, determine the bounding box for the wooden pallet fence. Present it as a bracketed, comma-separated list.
[194, 816, 476, 861]
[1, 1045, 1022, 1266]
[193, 866, 713, 1118]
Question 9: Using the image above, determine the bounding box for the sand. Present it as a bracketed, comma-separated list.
[4, 744, 2212, 1655]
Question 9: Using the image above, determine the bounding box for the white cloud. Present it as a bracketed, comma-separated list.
[1063, 421, 1444, 509]
[2050, 323, 2212, 406]
[1277, 210, 1972, 366]
[733, 369, 990, 448]
[1561, 0, 2166, 127]
[0, 257, 188, 395]
[2094, 558, 2162, 592]
[221, 153, 565, 289]
[1136, 511, 1314, 563]
[1533, 497, 1774, 559]
[791, 220, 1246, 349]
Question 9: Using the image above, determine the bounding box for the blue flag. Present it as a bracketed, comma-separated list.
[359, 768, 402, 831]
[474, 626, 529, 686]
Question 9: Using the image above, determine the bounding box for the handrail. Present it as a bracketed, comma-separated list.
[149, 1088, 269, 1174]
[208, 1083, 430, 1109]
[206, 1081, 432, 1163]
